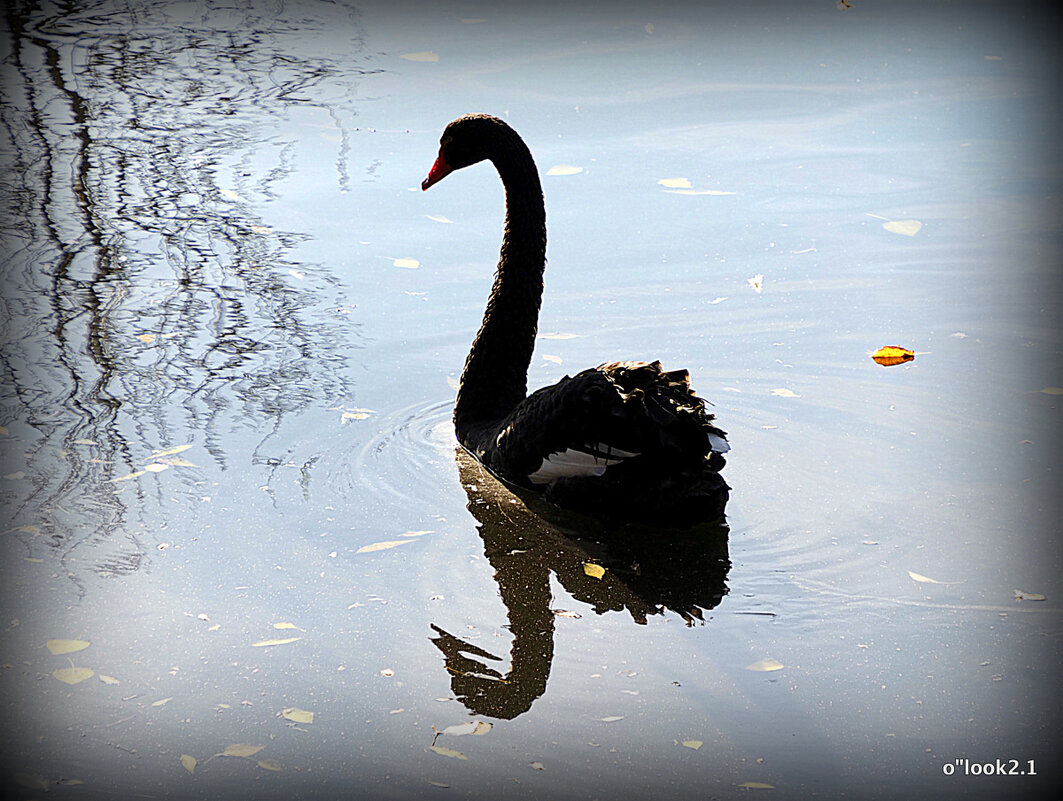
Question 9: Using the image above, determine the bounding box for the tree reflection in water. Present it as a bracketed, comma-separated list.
[432, 449, 730, 720]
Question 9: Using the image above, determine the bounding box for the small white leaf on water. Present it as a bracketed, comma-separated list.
[401, 51, 438, 62]
[392, 257, 420, 269]
[658, 177, 691, 188]
[546, 164, 582, 176]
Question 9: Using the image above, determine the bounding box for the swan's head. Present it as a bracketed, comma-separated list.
[421, 114, 514, 191]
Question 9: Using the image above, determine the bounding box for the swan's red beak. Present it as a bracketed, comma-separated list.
[421, 154, 452, 190]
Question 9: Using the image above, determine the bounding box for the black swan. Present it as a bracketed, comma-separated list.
[422, 114, 729, 524]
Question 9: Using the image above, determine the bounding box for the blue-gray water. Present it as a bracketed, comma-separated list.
[1, 1, 1060, 799]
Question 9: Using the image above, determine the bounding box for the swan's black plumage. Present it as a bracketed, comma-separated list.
[423, 114, 729, 524]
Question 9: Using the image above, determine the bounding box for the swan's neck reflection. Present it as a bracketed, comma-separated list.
[431, 449, 731, 720]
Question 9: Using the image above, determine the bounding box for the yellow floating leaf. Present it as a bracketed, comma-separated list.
[46, 638, 90, 655]
[658, 177, 692, 189]
[152, 444, 193, 458]
[583, 562, 606, 580]
[137, 333, 157, 344]
[745, 658, 784, 672]
[356, 540, 413, 553]
[1040, 387, 1063, 395]
[542, 354, 563, 364]
[181, 754, 197, 775]
[770, 388, 799, 398]
[1014, 589, 1046, 601]
[111, 470, 146, 482]
[273, 622, 299, 630]
[392, 257, 420, 269]
[152, 696, 173, 707]
[430, 745, 469, 760]
[599, 715, 624, 722]
[882, 219, 922, 236]
[99, 674, 120, 685]
[53, 666, 95, 685]
[401, 51, 439, 62]
[281, 707, 314, 724]
[872, 345, 915, 367]
[143, 462, 170, 473]
[546, 164, 583, 176]
[0, 425, 8, 435]
[220, 744, 265, 758]
[682, 740, 704, 750]
[341, 411, 371, 422]
[257, 759, 282, 771]
[251, 637, 302, 647]
[738, 781, 776, 789]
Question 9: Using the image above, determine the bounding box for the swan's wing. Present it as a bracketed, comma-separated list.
[489, 360, 727, 487]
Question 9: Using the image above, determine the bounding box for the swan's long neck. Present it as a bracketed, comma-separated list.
[454, 136, 546, 447]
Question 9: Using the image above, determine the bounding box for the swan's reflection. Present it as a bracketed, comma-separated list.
[431, 449, 730, 719]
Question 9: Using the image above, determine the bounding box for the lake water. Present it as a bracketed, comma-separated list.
[1, 1, 1059, 799]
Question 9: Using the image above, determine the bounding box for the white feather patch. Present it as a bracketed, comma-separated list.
[707, 433, 730, 454]
[528, 447, 633, 485]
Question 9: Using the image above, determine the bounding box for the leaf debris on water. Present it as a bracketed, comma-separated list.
[356, 540, 414, 553]
[745, 658, 784, 672]
[583, 562, 606, 579]
[1013, 589, 1046, 601]
[907, 570, 964, 585]
[872, 345, 915, 366]
[251, 637, 302, 647]
[46, 639, 90, 655]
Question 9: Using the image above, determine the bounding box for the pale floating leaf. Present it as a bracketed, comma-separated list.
[770, 388, 800, 398]
[401, 51, 439, 62]
[155, 456, 196, 467]
[3, 471, 26, 480]
[99, 674, 120, 685]
[392, 257, 420, 269]
[46, 638, 90, 655]
[288, 269, 305, 280]
[273, 622, 300, 630]
[1014, 589, 1046, 601]
[281, 707, 314, 724]
[599, 715, 624, 722]
[152, 444, 193, 458]
[356, 540, 413, 553]
[738, 781, 776, 789]
[401, 530, 434, 537]
[257, 759, 283, 771]
[546, 164, 583, 176]
[143, 462, 170, 473]
[220, 744, 264, 758]
[882, 219, 922, 236]
[658, 177, 691, 189]
[251, 636, 302, 647]
[645, 22, 654, 33]
[219, 188, 240, 201]
[430, 745, 468, 760]
[380, 668, 395, 677]
[152, 696, 173, 707]
[441, 720, 492, 737]
[748, 274, 763, 292]
[0, 425, 8, 435]
[250, 225, 272, 234]
[426, 214, 453, 223]
[110, 470, 146, 482]
[1040, 387, 1063, 395]
[53, 666, 95, 685]
[682, 740, 704, 750]
[663, 189, 737, 195]
[137, 333, 157, 344]
[542, 354, 562, 364]
[583, 562, 606, 580]
[552, 609, 582, 619]
[539, 332, 580, 340]
[907, 570, 962, 585]
[181, 754, 197, 775]
[745, 657, 785, 672]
